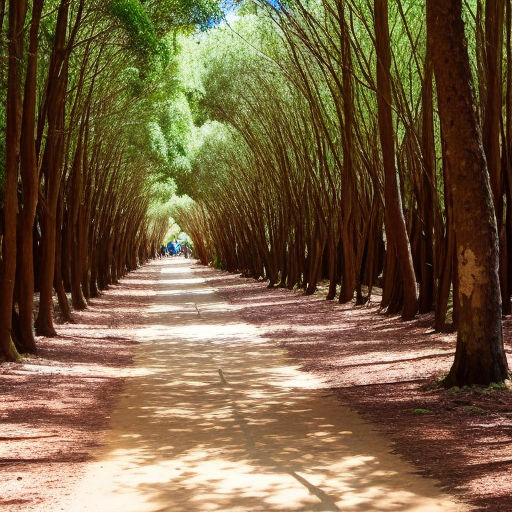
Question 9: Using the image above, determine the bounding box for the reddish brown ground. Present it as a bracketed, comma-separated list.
[1, 260, 511, 511]
[199, 267, 512, 512]
[0, 267, 157, 510]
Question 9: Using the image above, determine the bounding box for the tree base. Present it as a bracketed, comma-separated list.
[1, 337, 21, 362]
[35, 321, 57, 338]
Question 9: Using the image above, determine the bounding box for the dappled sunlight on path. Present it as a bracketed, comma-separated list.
[61, 259, 466, 512]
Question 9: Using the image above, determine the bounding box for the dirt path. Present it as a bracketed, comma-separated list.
[56, 258, 465, 512]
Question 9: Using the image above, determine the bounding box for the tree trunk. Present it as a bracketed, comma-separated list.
[505, 0, 512, 311]
[339, 4, 357, 303]
[427, 0, 509, 385]
[54, 188, 73, 322]
[17, 0, 44, 353]
[483, 0, 509, 314]
[0, 0, 26, 360]
[483, 0, 505, 215]
[374, 0, 418, 320]
[419, 49, 435, 313]
[35, 0, 76, 336]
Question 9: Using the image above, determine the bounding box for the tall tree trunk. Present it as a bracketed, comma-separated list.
[0, 0, 26, 360]
[374, 0, 418, 320]
[339, 3, 357, 303]
[428, 0, 509, 386]
[483, 0, 505, 214]
[17, 0, 44, 353]
[54, 187, 73, 322]
[505, 0, 512, 306]
[419, 49, 435, 313]
[36, 0, 82, 336]
[483, 0, 509, 314]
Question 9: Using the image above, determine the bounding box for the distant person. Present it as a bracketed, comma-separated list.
[183, 242, 192, 258]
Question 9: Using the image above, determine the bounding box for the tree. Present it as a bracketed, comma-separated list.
[427, 0, 509, 385]
[0, 0, 25, 360]
[374, 0, 418, 320]
[17, 0, 44, 352]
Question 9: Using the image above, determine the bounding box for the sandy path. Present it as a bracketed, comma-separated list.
[59, 258, 466, 512]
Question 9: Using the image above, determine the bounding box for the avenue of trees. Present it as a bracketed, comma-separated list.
[1, 0, 510, 388]
[0, 0, 221, 360]
[172, 0, 511, 386]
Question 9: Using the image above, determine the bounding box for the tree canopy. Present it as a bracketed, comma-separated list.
[1, 0, 510, 386]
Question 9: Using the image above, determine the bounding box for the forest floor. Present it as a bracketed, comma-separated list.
[0, 257, 509, 511]
[205, 269, 512, 512]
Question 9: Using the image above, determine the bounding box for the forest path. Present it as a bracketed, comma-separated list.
[61, 258, 465, 512]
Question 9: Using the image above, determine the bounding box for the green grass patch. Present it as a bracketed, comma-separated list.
[463, 405, 486, 414]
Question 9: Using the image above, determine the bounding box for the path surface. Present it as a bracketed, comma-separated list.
[60, 259, 465, 512]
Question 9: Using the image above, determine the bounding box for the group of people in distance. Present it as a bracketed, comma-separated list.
[159, 239, 192, 258]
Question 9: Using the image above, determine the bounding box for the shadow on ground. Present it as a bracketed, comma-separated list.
[64, 259, 462, 512]
[200, 265, 512, 512]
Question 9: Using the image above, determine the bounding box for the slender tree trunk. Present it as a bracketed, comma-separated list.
[36, 0, 77, 336]
[0, 0, 6, 78]
[428, 0, 509, 386]
[0, 0, 26, 360]
[326, 224, 338, 300]
[339, 3, 357, 303]
[54, 188, 73, 322]
[483, 0, 505, 215]
[419, 49, 435, 313]
[483, 0, 509, 314]
[17, 0, 44, 353]
[374, 0, 418, 320]
[505, 0, 512, 308]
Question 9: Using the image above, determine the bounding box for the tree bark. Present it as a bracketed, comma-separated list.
[17, 0, 44, 353]
[483, 0, 509, 314]
[0, 0, 26, 360]
[428, 0, 509, 385]
[483, 0, 505, 215]
[419, 49, 435, 313]
[339, 3, 357, 303]
[374, 0, 418, 320]
[36, 0, 82, 336]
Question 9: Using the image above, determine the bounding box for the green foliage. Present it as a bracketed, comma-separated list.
[463, 406, 486, 414]
[108, 0, 160, 54]
[145, 0, 225, 33]
[411, 408, 432, 415]
[182, 121, 233, 198]
[488, 381, 507, 390]
[107, 0, 171, 71]
[107, 0, 225, 73]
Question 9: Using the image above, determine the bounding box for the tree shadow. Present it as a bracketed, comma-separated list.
[201, 264, 512, 512]
[65, 259, 463, 512]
